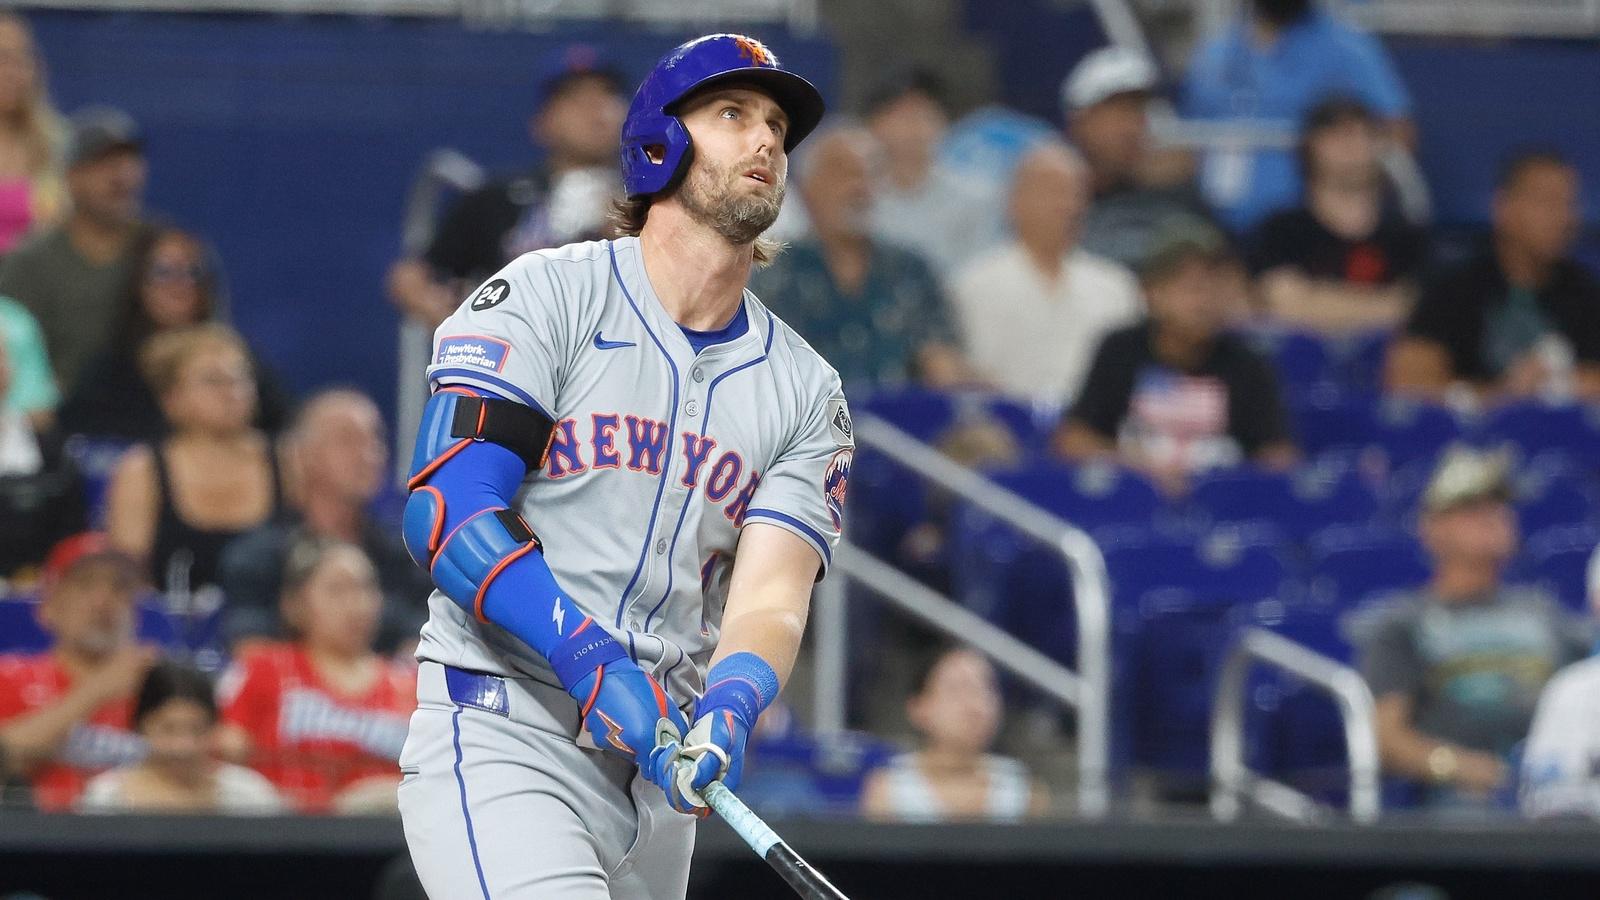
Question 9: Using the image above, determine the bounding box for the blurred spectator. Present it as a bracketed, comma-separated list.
[0, 335, 85, 581]
[950, 141, 1141, 408]
[0, 14, 64, 255]
[104, 324, 282, 601]
[860, 644, 1045, 822]
[1184, 0, 1413, 233]
[1357, 448, 1588, 809]
[219, 388, 430, 654]
[387, 45, 624, 329]
[59, 226, 291, 442]
[78, 661, 281, 814]
[1056, 222, 1295, 495]
[1065, 46, 1214, 270]
[862, 67, 998, 275]
[751, 126, 968, 390]
[1519, 545, 1600, 819]
[217, 539, 414, 814]
[1387, 151, 1600, 403]
[0, 106, 149, 395]
[1250, 98, 1426, 335]
[0, 296, 56, 428]
[0, 534, 154, 810]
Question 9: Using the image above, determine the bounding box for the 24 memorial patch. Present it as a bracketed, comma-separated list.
[470, 278, 512, 311]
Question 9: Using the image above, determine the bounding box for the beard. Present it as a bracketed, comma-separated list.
[677, 154, 784, 246]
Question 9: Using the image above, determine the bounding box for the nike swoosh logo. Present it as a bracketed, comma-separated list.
[594, 333, 636, 351]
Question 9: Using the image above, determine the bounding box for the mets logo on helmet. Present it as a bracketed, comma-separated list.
[734, 35, 776, 67]
[823, 448, 852, 530]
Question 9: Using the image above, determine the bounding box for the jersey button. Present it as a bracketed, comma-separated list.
[655, 538, 667, 555]
[685, 400, 700, 417]
[692, 368, 705, 383]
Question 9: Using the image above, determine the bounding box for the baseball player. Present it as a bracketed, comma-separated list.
[396, 33, 850, 900]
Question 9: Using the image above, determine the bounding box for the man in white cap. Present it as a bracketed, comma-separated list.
[1520, 544, 1600, 818]
[1063, 46, 1214, 270]
[1356, 447, 1588, 810]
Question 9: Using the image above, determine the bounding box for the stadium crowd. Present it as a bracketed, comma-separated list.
[0, 0, 1599, 825]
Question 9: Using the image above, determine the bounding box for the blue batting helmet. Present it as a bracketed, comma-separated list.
[620, 33, 825, 199]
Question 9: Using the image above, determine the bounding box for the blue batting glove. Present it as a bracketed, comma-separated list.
[552, 619, 688, 765]
[655, 653, 776, 814]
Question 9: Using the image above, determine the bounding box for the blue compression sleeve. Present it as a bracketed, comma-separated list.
[409, 389, 625, 683]
[696, 652, 779, 726]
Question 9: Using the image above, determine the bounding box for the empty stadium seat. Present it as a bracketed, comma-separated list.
[1307, 525, 1431, 606]
[1243, 328, 1337, 396]
[1374, 400, 1461, 469]
[1509, 523, 1600, 611]
[1511, 462, 1598, 535]
[1288, 389, 1381, 459]
[1190, 463, 1380, 542]
[0, 593, 194, 655]
[1479, 400, 1600, 464]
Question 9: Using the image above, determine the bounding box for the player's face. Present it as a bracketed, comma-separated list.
[300, 398, 387, 503]
[292, 548, 382, 657]
[66, 149, 146, 228]
[140, 697, 214, 772]
[0, 18, 39, 116]
[536, 75, 626, 167]
[164, 346, 256, 435]
[42, 563, 139, 660]
[141, 235, 208, 329]
[673, 87, 788, 244]
[908, 649, 1002, 755]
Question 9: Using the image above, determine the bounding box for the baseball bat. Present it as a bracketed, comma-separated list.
[700, 779, 851, 900]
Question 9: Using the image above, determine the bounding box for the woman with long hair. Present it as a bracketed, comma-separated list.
[0, 13, 63, 254]
[59, 225, 289, 440]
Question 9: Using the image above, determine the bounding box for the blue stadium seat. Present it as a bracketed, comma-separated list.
[856, 387, 956, 444]
[1292, 463, 1382, 539]
[1288, 389, 1380, 459]
[0, 593, 189, 654]
[1243, 328, 1337, 396]
[61, 436, 135, 528]
[1512, 462, 1598, 535]
[1374, 400, 1461, 469]
[1510, 524, 1600, 611]
[1244, 603, 1357, 802]
[1479, 401, 1600, 464]
[1307, 525, 1431, 606]
[1125, 586, 1236, 774]
[987, 460, 1164, 536]
[1336, 330, 1391, 395]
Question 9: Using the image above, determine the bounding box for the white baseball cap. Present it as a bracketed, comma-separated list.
[1061, 46, 1159, 112]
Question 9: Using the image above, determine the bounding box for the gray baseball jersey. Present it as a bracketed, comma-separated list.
[414, 235, 853, 708]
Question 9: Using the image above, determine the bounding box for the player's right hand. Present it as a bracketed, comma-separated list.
[567, 659, 689, 772]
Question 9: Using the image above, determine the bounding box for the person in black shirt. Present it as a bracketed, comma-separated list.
[1387, 150, 1600, 402]
[386, 45, 626, 329]
[1250, 97, 1426, 336]
[1057, 223, 1296, 496]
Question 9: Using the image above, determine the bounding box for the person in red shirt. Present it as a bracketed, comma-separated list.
[0, 532, 157, 811]
[218, 537, 415, 814]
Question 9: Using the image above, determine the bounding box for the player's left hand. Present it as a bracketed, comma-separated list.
[660, 692, 753, 814]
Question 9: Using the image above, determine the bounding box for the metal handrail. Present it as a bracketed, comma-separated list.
[1210, 627, 1381, 824]
[392, 149, 486, 483]
[816, 414, 1111, 818]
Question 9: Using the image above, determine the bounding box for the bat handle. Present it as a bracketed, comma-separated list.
[702, 781, 781, 856]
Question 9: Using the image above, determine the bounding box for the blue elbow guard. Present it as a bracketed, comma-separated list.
[404, 386, 610, 663]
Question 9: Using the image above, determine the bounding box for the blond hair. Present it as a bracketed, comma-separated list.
[138, 323, 250, 397]
[0, 13, 64, 178]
